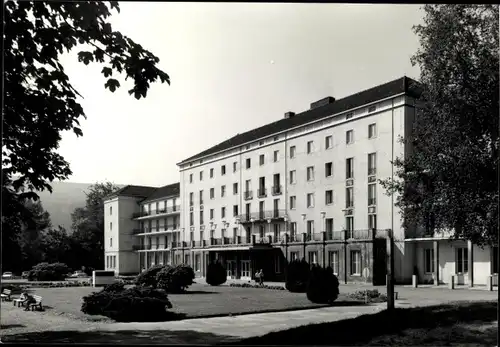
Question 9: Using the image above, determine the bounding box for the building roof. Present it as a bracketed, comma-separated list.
[142, 183, 180, 203]
[178, 76, 421, 165]
[105, 185, 158, 200]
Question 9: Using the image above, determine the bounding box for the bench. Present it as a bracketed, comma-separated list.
[0, 289, 12, 301]
[28, 295, 43, 311]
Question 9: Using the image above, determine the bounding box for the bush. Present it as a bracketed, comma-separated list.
[28, 262, 70, 281]
[81, 286, 175, 322]
[205, 261, 227, 286]
[285, 259, 311, 293]
[135, 265, 167, 288]
[229, 283, 285, 290]
[103, 282, 125, 293]
[347, 289, 388, 303]
[306, 265, 339, 304]
[156, 264, 195, 293]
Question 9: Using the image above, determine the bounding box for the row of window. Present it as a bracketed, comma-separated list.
[140, 217, 179, 231]
[188, 125, 378, 184]
[290, 249, 363, 276]
[106, 255, 117, 269]
[423, 247, 473, 274]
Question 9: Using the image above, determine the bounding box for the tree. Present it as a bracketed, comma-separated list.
[380, 5, 499, 246]
[2, 1, 170, 266]
[40, 226, 72, 265]
[71, 182, 120, 269]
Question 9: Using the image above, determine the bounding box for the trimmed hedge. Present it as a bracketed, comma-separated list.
[285, 259, 311, 293]
[156, 264, 195, 293]
[81, 286, 176, 322]
[206, 261, 227, 286]
[306, 265, 339, 304]
[347, 289, 388, 303]
[229, 283, 286, 290]
[28, 262, 70, 281]
[135, 265, 165, 288]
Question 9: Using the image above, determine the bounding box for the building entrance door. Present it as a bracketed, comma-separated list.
[241, 260, 251, 280]
[227, 260, 236, 279]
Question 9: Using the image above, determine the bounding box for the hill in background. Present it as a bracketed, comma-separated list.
[36, 181, 124, 233]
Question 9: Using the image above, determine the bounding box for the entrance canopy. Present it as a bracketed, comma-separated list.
[208, 246, 251, 252]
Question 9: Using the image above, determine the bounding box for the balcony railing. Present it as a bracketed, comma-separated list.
[325, 230, 343, 240]
[210, 238, 223, 246]
[271, 185, 282, 196]
[237, 210, 287, 223]
[253, 235, 272, 245]
[244, 190, 253, 201]
[257, 188, 267, 198]
[368, 168, 377, 176]
[133, 243, 171, 251]
[305, 233, 323, 241]
[368, 198, 377, 206]
[132, 206, 181, 219]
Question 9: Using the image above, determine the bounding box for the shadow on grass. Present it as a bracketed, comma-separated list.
[228, 300, 498, 346]
[178, 290, 220, 295]
[1, 324, 26, 329]
[1, 329, 240, 344]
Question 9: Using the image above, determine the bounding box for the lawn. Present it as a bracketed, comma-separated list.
[233, 300, 498, 346]
[3, 283, 358, 323]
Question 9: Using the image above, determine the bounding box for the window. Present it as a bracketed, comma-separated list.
[199, 171, 203, 181]
[210, 188, 215, 199]
[109, 206, 112, 215]
[110, 237, 113, 247]
[329, 251, 339, 275]
[233, 161, 237, 172]
[290, 146, 296, 158]
[308, 251, 318, 265]
[199, 210, 204, 225]
[368, 184, 376, 206]
[112, 256, 116, 269]
[233, 183, 238, 195]
[307, 193, 315, 208]
[346, 130, 354, 144]
[325, 135, 333, 149]
[326, 218, 333, 234]
[424, 248, 435, 274]
[307, 220, 314, 236]
[325, 190, 333, 205]
[290, 222, 297, 240]
[325, 162, 333, 177]
[346, 216, 354, 235]
[492, 247, 498, 274]
[259, 140, 264, 146]
[346, 187, 354, 208]
[290, 170, 296, 184]
[290, 252, 299, 261]
[110, 222, 113, 231]
[209, 209, 214, 220]
[199, 190, 204, 205]
[456, 248, 469, 273]
[246, 158, 251, 169]
[233, 205, 239, 217]
[195, 254, 201, 272]
[259, 154, 265, 166]
[307, 141, 314, 154]
[273, 135, 279, 141]
[273, 150, 279, 162]
[245, 144, 250, 150]
[106, 256, 109, 268]
[221, 165, 226, 175]
[190, 212, 194, 226]
[210, 168, 214, 178]
[221, 207, 226, 219]
[290, 196, 296, 209]
[189, 174, 193, 183]
[184, 254, 191, 266]
[346, 158, 354, 179]
[189, 192, 194, 206]
[368, 105, 376, 113]
[368, 123, 377, 139]
[307, 166, 315, 181]
[350, 250, 361, 275]
[221, 185, 226, 198]
[346, 112, 353, 120]
[368, 214, 377, 230]
[368, 153, 377, 175]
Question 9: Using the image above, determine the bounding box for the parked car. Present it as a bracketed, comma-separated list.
[21, 271, 30, 279]
[2, 272, 13, 279]
[69, 271, 88, 278]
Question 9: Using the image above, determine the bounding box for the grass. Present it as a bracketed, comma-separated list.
[231, 300, 498, 346]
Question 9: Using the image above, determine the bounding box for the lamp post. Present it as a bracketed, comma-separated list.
[283, 215, 289, 262]
[320, 211, 326, 267]
[301, 213, 307, 259]
[180, 228, 185, 262]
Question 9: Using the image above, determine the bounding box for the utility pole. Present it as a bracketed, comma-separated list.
[386, 228, 395, 311]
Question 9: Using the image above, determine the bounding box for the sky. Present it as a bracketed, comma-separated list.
[58, 3, 423, 187]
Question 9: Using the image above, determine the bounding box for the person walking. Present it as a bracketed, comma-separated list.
[258, 269, 264, 286]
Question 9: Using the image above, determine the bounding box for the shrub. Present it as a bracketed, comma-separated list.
[306, 265, 339, 304]
[156, 264, 195, 293]
[103, 282, 125, 293]
[81, 286, 175, 322]
[285, 259, 311, 293]
[135, 265, 167, 288]
[347, 289, 387, 303]
[229, 283, 285, 290]
[205, 261, 227, 286]
[28, 262, 70, 281]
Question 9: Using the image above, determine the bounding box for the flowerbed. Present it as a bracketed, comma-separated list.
[229, 283, 286, 290]
[346, 289, 387, 303]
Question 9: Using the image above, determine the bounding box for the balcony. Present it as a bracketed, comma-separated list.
[210, 238, 223, 246]
[257, 188, 267, 198]
[304, 233, 323, 242]
[271, 185, 282, 196]
[237, 210, 287, 223]
[368, 198, 377, 206]
[325, 230, 343, 241]
[244, 190, 253, 201]
[252, 235, 272, 245]
[132, 206, 181, 219]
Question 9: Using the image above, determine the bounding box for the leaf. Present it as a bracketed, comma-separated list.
[77, 51, 94, 65]
[104, 78, 120, 92]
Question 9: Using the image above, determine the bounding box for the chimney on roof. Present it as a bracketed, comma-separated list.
[284, 111, 295, 119]
[310, 96, 335, 110]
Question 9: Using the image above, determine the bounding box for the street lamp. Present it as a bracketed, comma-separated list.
[180, 228, 185, 260]
[320, 212, 326, 266]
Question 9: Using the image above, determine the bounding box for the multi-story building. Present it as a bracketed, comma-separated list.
[104, 76, 497, 286]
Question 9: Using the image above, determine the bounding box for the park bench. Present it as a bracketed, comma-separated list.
[27, 295, 43, 311]
[13, 293, 26, 307]
[0, 289, 12, 301]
